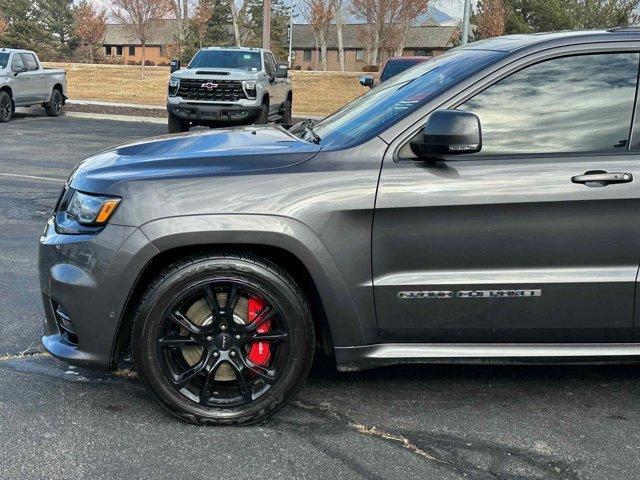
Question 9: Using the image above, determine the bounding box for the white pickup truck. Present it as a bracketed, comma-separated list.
[0, 48, 67, 122]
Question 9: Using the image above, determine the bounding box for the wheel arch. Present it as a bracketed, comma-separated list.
[0, 85, 12, 98]
[111, 215, 366, 367]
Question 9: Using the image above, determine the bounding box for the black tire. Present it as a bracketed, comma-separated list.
[132, 252, 315, 425]
[45, 89, 64, 117]
[168, 111, 189, 133]
[280, 98, 292, 125]
[255, 103, 269, 124]
[0, 91, 13, 123]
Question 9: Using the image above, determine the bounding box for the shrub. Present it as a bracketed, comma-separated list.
[293, 65, 302, 70]
[362, 64, 379, 72]
[126, 60, 136, 66]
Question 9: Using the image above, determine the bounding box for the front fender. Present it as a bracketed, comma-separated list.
[139, 214, 367, 347]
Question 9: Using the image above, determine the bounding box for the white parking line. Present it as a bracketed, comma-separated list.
[0, 172, 66, 183]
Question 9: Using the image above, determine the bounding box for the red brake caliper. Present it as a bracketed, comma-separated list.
[247, 297, 271, 366]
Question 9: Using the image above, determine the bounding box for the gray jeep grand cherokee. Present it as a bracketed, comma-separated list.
[40, 29, 640, 425]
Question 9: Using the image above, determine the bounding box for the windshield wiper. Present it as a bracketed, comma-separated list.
[304, 124, 321, 144]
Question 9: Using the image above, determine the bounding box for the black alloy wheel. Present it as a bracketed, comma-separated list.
[132, 252, 315, 425]
[45, 89, 63, 117]
[156, 280, 290, 408]
[0, 91, 12, 122]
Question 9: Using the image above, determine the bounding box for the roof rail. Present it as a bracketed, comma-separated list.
[607, 26, 640, 32]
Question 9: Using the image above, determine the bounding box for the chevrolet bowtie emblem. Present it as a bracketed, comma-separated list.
[201, 82, 218, 90]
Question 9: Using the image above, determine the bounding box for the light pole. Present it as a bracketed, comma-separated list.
[263, 0, 271, 50]
[461, 0, 471, 45]
[287, 4, 295, 67]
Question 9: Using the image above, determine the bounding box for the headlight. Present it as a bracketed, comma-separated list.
[67, 191, 120, 225]
[243, 81, 257, 98]
[168, 77, 180, 96]
[54, 189, 121, 234]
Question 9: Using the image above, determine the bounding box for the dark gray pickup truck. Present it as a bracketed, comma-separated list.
[39, 29, 640, 425]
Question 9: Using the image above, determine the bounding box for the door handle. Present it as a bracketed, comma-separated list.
[571, 171, 633, 187]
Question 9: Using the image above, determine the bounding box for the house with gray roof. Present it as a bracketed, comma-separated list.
[290, 23, 458, 71]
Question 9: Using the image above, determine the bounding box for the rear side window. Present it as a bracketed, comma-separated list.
[20, 53, 39, 71]
[458, 53, 640, 155]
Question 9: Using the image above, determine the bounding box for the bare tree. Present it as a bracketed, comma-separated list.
[111, 0, 171, 74]
[332, 0, 345, 71]
[391, 0, 430, 57]
[229, 0, 252, 46]
[74, 0, 107, 63]
[0, 10, 7, 38]
[475, 0, 508, 39]
[192, 0, 214, 48]
[303, 0, 333, 70]
[167, 0, 191, 55]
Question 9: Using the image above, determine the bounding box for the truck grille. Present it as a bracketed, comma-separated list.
[177, 79, 247, 102]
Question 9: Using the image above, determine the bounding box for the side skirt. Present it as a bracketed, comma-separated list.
[334, 343, 640, 372]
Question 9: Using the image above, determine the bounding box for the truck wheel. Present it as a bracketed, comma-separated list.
[256, 103, 269, 124]
[280, 98, 292, 125]
[45, 89, 64, 117]
[0, 91, 13, 123]
[168, 112, 189, 133]
[131, 252, 315, 425]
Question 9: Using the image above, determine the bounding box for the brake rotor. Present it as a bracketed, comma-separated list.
[180, 293, 237, 382]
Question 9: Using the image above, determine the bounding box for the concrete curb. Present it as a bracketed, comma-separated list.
[65, 111, 167, 124]
[66, 99, 325, 121]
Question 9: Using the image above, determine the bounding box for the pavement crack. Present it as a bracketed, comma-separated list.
[291, 399, 579, 480]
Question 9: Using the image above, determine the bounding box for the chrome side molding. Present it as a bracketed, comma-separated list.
[335, 343, 640, 371]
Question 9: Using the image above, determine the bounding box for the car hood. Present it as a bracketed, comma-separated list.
[70, 125, 321, 194]
[173, 68, 258, 81]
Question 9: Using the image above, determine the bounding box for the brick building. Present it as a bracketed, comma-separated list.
[103, 20, 177, 65]
[290, 22, 458, 71]
[102, 19, 457, 70]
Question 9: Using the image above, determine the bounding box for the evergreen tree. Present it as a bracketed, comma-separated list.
[245, 0, 290, 59]
[0, 0, 52, 52]
[40, 0, 77, 59]
[503, 0, 638, 34]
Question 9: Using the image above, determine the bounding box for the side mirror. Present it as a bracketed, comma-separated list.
[170, 59, 181, 73]
[410, 110, 482, 159]
[359, 75, 374, 88]
[13, 67, 27, 76]
[275, 63, 288, 78]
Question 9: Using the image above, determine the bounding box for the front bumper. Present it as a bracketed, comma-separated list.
[167, 101, 262, 124]
[39, 218, 158, 368]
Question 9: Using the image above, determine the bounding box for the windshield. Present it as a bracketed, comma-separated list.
[0, 53, 9, 69]
[189, 50, 262, 71]
[304, 48, 505, 148]
[380, 59, 425, 82]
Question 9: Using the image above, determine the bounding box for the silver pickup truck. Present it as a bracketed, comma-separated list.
[167, 47, 292, 133]
[0, 48, 67, 122]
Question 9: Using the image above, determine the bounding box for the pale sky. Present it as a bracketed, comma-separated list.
[91, 0, 473, 21]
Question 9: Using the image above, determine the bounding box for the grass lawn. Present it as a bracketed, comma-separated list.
[45, 62, 371, 116]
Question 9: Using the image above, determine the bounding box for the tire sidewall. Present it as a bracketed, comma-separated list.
[0, 91, 12, 122]
[255, 104, 268, 124]
[133, 257, 314, 424]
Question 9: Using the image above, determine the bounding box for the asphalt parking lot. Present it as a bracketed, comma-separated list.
[2, 110, 640, 480]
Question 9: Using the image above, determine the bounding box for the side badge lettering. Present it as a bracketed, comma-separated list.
[398, 289, 541, 299]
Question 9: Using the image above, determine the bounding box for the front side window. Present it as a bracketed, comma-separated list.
[458, 53, 640, 155]
[11, 54, 24, 72]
